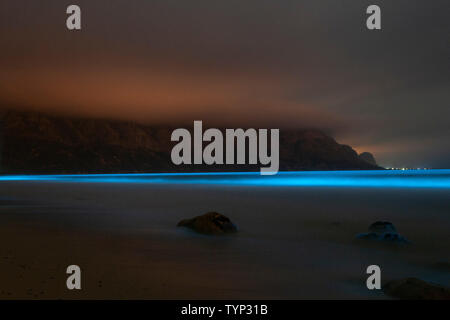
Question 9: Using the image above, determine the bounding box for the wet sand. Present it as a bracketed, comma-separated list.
[0, 181, 449, 299]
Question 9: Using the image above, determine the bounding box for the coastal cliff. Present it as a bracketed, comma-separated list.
[0, 111, 380, 173]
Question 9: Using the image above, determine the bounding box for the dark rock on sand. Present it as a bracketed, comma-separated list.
[177, 212, 237, 235]
[383, 278, 450, 300]
[356, 221, 409, 243]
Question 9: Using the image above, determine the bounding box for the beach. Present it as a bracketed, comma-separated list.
[0, 172, 449, 299]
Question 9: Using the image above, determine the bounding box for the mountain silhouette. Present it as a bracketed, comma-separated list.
[0, 110, 381, 174]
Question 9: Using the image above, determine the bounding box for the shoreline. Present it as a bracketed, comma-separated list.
[0, 180, 449, 299]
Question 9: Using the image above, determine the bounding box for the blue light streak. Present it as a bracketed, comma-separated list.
[1, 170, 450, 189]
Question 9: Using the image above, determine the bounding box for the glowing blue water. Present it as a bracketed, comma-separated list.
[1, 170, 450, 189]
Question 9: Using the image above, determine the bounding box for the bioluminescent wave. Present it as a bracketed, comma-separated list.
[1, 170, 450, 189]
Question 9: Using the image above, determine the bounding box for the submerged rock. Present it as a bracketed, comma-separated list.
[177, 212, 238, 235]
[356, 221, 410, 244]
[383, 278, 450, 300]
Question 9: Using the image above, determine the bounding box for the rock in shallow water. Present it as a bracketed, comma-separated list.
[383, 278, 450, 300]
[177, 212, 238, 235]
[356, 221, 410, 243]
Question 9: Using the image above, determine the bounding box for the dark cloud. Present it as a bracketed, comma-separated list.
[0, 0, 449, 167]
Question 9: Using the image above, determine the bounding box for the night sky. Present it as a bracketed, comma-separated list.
[0, 0, 449, 168]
